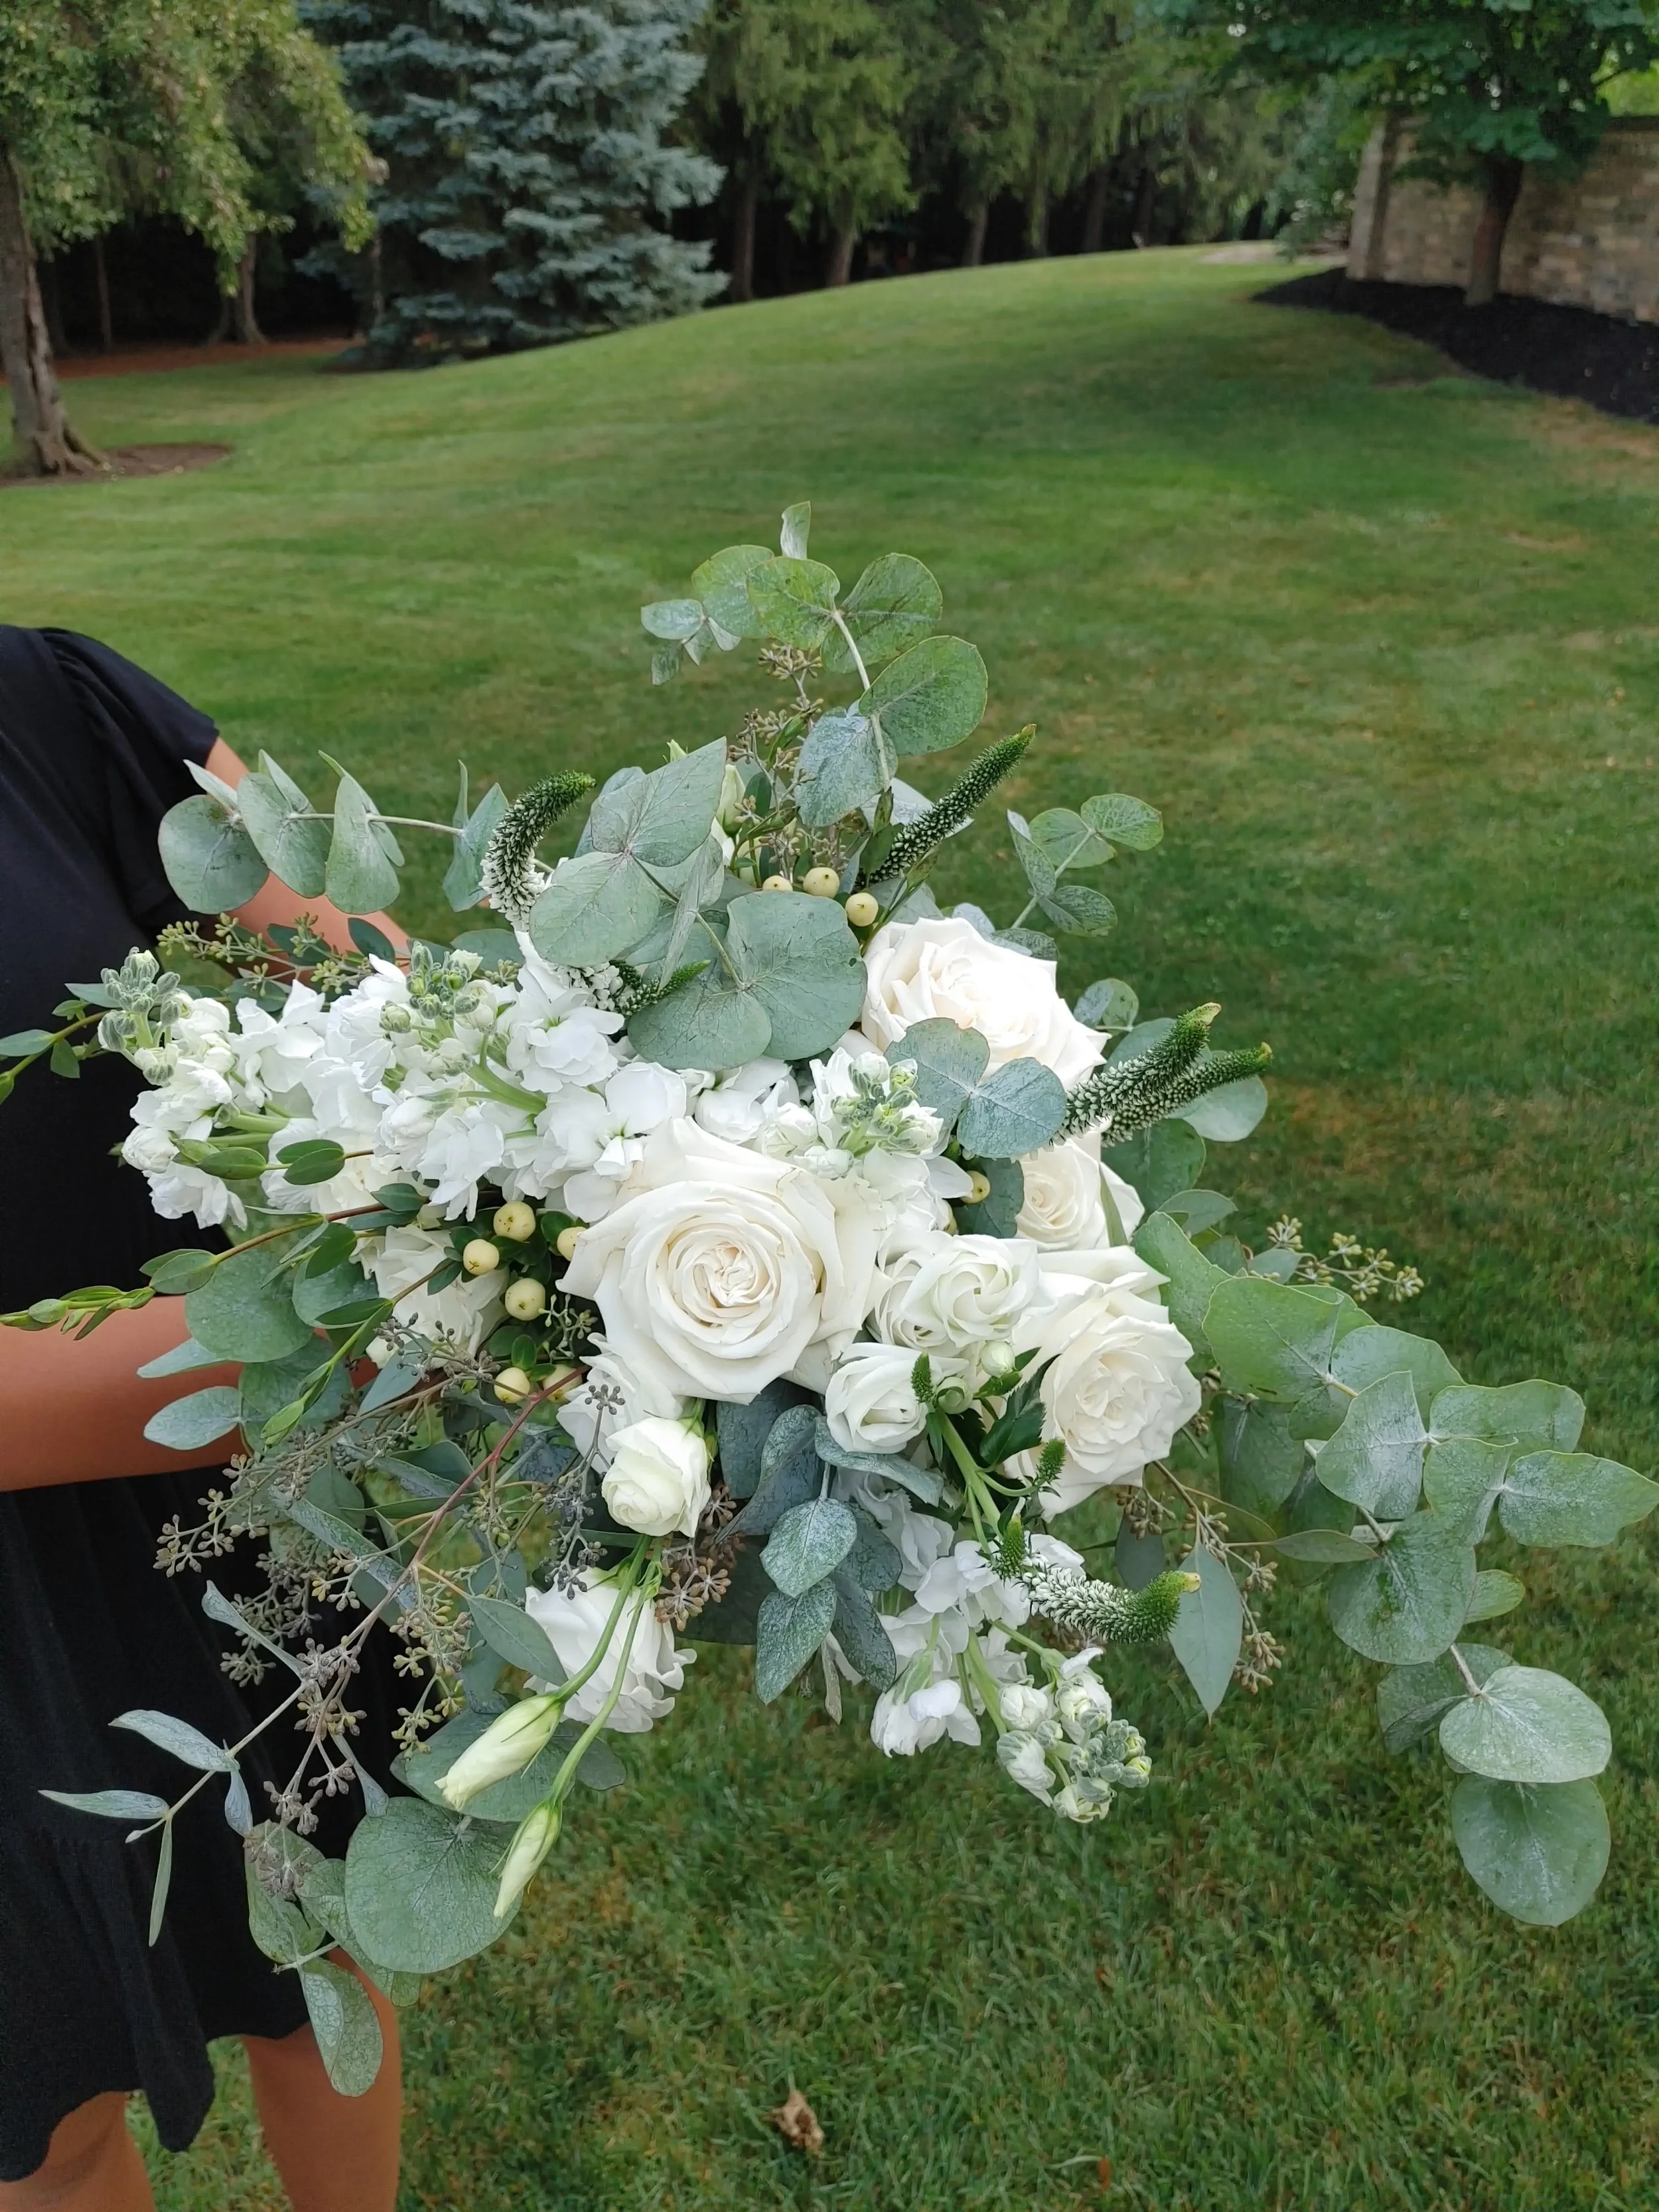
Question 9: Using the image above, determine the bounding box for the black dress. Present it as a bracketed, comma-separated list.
[0, 631, 399, 2180]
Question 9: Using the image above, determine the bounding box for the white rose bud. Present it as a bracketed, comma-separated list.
[493, 1799, 561, 1920]
[824, 1341, 937, 1455]
[601, 1416, 711, 1538]
[438, 1693, 560, 1810]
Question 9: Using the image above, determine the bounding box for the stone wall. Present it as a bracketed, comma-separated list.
[1347, 119, 1659, 324]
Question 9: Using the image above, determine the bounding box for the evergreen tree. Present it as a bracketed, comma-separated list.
[691, 0, 913, 292]
[306, 0, 723, 360]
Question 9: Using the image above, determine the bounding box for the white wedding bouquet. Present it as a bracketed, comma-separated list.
[6, 506, 1652, 2093]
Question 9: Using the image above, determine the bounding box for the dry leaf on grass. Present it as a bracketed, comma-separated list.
[769, 2087, 824, 2156]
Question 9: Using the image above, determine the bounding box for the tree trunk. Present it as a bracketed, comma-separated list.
[1362, 113, 1403, 282]
[39, 254, 68, 356]
[1131, 164, 1157, 248]
[1081, 165, 1110, 255]
[1024, 180, 1049, 259]
[0, 151, 102, 478]
[232, 239, 264, 343]
[92, 233, 113, 352]
[824, 222, 856, 287]
[1465, 155, 1524, 307]
[729, 174, 759, 303]
[961, 200, 989, 267]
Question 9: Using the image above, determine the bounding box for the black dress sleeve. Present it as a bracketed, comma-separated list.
[39, 630, 219, 936]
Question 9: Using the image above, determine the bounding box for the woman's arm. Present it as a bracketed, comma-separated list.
[0, 1301, 237, 1491]
[0, 744, 404, 1493]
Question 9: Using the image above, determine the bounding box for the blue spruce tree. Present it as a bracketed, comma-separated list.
[304, 0, 723, 360]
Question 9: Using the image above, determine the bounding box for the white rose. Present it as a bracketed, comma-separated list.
[1015, 1133, 1143, 1250]
[824, 1341, 939, 1455]
[524, 1572, 694, 1733]
[601, 1417, 711, 1537]
[560, 1118, 881, 1402]
[1011, 1248, 1201, 1509]
[875, 1232, 1047, 1352]
[859, 917, 1102, 1086]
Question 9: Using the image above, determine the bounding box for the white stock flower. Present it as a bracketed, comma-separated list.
[366, 1224, 506, 1355]
[501, 968, 625, 1092]
[997, 1731, 1056, 1801]
[1011, 1248, 1201, 1509]
[875, 1232, 1047, 1353]
[601, 1417, 711, 1538]
[524, 1573, 693, 1733]
[824, 1341, 940, 1455]
[559, 1063, 689, 1221]
[560, 1118, 881, 1402]
[999, 1682, 1055, 1733]
[859, 916, 1102, 1086]
[1015, 1133, 1143, 1250]
[691, 1058, 797, 1143]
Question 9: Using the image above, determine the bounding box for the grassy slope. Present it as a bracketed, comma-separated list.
[6, 250, 1657, 2211]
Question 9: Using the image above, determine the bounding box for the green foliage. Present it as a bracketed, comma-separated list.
[883, 1019, 1066, 1157]
[1, 0, 369, 275]
[1165, 0, 1659, 192]
[344, 1798, 516, 1973]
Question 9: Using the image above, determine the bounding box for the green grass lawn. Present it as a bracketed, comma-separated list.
[7, 248, 1658, 2211]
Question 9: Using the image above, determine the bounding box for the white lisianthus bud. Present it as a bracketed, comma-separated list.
[463, 1238, 501, 1276]
[439, 1694, 560, 1810]
[504, 1278, 547, 1321]
[493, 1201, 538, 1242]
[494, 1366, 532, 1404]
[717, 760, 748, 832]
[980, 1337, 1019, 1380]
[493, 1799, 561, 1919]
[999, 1682, 1054, 1732]
[601, 1417, 711, 1537]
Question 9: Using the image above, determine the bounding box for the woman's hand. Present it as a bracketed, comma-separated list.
[0, 1300, 237, 1491]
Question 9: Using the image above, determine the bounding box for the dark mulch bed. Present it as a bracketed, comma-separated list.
[1259, 265, 1659, 425]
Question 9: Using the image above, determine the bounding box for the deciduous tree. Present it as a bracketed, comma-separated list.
[0, 0, 369, 475]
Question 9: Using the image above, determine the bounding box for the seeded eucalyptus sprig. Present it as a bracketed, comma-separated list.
[1061, 1003, 1271, 1142]
[861, 728, 1034, 888]
[479, 771, 597, 925]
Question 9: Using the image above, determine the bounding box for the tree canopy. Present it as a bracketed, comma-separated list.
[1, 0, 369, 471]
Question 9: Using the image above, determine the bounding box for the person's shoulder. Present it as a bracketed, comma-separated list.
[36, 628, 217, 766]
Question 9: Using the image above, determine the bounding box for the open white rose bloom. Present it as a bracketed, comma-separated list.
[8, 508, 1652, 2083]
